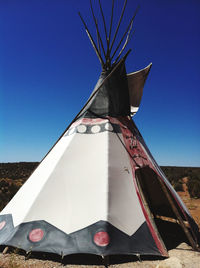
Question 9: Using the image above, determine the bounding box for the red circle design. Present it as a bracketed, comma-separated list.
[0, 221, 6, 230]
[93, 231, 110, 247]
[29, 228, 44, 242]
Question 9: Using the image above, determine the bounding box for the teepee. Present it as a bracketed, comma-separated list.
[0, 0, 200, 258]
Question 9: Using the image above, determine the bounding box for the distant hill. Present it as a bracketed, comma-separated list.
[1, 162, 200, 182]
[0, 162, 39, 180]
[161, 166, 200, 183]
[0, 162, 200, 211]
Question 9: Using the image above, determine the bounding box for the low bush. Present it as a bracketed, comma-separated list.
[187, 177, 200, 198]
[173, 181, 184, 192]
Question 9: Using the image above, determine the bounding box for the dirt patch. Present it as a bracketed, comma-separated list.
[177, 177, 200, 227]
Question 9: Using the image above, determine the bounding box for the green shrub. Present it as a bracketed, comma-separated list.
[187, 177, 200, 198]
[173, 181, 184, 192]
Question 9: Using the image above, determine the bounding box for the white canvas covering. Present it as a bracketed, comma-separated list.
[1, 119, 145, 236]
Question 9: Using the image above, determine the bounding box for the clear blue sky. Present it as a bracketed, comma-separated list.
[0, 0, 199, 166]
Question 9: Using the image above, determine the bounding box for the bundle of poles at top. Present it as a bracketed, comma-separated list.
[78, 0, 139, 71]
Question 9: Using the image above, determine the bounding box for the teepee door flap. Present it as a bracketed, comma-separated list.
[135, 166, 199, 251]
[135, 168, 167, 253]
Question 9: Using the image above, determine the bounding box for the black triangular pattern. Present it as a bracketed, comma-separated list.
[0, 215, 161, 256]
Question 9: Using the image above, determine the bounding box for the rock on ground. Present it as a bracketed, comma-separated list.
[156, 257, 182, 268]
